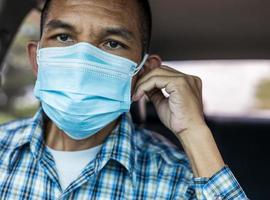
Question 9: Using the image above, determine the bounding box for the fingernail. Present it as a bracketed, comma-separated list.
[132, 94, 138, 101]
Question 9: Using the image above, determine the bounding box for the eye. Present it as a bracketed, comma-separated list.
[104, 40, 125, 50]
[56, 34, 73, 43]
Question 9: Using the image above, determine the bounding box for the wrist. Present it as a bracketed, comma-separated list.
[176, 124, 225, 178]
[176, 123, 211, 142]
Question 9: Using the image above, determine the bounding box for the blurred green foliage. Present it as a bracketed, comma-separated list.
[256, 78, 270, 109]
[0, 106, 39, 124]
[0, 10, 40, 124]
[0, 113, 15, 124]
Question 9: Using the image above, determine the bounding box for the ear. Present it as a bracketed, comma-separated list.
[138, 54, 162, 77]
[27, 41, 39, 76]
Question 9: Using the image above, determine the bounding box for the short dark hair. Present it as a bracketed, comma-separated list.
[40, 0, 152, 53]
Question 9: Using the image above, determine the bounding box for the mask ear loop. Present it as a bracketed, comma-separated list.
[133, 54, 149, 76]
[36, 42, 41, 65]
[36, 43, 40, 54]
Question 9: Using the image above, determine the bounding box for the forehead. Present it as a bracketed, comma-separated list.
[49, 0, 137, 14]
[45, 0, 141, 33]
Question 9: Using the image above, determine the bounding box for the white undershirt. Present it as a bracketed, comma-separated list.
[46, 145, 102, 190]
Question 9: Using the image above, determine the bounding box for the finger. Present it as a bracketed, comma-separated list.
[193, 76, 203, 100]
[195, 76, 203, 91]
[134, 76, 177, 101]
[147, 88, 165, 105]
[160, 65, 182, 73]
[136, 67, 184, 89]
[185, 75, 202, 100]
[186, 76, 204, 113]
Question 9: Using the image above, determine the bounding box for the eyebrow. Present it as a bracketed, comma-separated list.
[102, 27, 135, 41]
[45, 19, 76, 32]
[45, 19, 135, 41]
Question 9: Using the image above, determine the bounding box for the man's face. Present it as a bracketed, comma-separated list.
[40, 0, 144, 89]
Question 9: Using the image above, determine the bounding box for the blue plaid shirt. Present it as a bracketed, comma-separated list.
[0, 109, 247, 199]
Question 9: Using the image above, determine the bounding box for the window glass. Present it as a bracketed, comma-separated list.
[0, 10, 40, 123]
[165, 60, 270, 118]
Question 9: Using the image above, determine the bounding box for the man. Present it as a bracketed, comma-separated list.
[0, 0, 247, 199]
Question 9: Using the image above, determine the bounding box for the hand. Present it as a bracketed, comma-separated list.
[133, 65, 225, 177]
[133, 65, 206, 136]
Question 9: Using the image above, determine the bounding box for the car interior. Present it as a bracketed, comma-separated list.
[1, 0, 270, 199]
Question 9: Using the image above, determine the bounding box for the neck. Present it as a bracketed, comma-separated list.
[45, 119, 118, 151]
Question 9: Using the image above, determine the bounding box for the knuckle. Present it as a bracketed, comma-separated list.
[136, 79, 144, 87]
[148, 75, 159, 82]
[190, 75, 202, 85]
[191, 75, 199, 80]
[177, 77, 188, 86]
[196, 77, 202, 84]
[153, 67, 163, 75]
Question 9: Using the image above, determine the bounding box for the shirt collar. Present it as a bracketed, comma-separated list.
[14, 108, 47, 160]
[7, 108, 46, 172]
[95, 112, 136, 175]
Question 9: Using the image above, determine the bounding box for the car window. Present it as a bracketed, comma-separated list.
[0, 10, 40, 123]
[165, 60, 270, 118]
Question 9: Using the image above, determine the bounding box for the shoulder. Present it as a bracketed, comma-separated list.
[0, 118, 33, 150]
[133, 127, 191, 170]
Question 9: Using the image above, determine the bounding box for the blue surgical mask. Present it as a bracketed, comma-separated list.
[34, 42, 148, 140]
